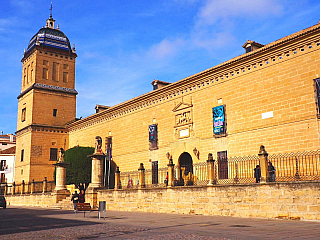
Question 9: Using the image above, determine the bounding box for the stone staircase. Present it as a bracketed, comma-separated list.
[54, 195, 74, 210]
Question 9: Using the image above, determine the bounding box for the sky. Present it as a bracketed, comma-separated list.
[1, 0, 320, 135]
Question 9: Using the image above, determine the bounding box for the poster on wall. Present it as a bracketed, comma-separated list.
[149, 124, 158, 141]
[149, 124, 158, 150]
[212, 105, 226, 136]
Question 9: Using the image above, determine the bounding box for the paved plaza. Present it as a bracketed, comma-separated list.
[1, 206, 320, 239]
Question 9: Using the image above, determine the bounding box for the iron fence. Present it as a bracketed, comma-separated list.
[215, 155, 260, 184]
[118, 150, 320, 188]
[268, 150, 320, 182]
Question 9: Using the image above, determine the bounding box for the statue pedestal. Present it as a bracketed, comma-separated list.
[53, 161, 70, 203]
[54, 161, 69, 191]
[87, 152, 105, 209]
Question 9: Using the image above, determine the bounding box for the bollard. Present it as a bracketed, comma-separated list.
[167, 158, 175, 187]
[114, 167, 121, 190]
[138, 163, 146, 188]
[43, 177, 47, 193]
[207, 153, 216, 186]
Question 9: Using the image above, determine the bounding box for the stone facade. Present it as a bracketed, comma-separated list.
[96, 182, 320, 221]
[67, 23, 320, 174]
[15, 15, 77, 184]
[15, 16, 320, 186]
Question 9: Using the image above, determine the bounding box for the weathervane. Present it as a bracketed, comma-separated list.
[49, 2, 53, 18]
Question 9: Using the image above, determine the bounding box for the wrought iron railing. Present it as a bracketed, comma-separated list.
[268, 150, 320, 182]
[215, 155, 260, 184]
[118, 150, 320, 188]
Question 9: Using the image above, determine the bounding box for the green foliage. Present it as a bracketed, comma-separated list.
[64, 146, 94, 185]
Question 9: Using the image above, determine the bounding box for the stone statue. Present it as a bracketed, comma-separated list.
[58, 148, 65, 162]
[95, 136, 102, 153]
[259, 145, 267, 155]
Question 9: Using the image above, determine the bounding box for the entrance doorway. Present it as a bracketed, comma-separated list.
[178, 152, 193, 185]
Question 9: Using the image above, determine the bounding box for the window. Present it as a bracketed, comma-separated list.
[246, 46, 252, 53]
[21, 108, 26, 122]
[52, 62, 59, 81]
[315, 78, 320, 116]
[50, 148, 58, 161]
[21, 149, 24, 162]
[43, 60, 49, 66]
[152, 161, 158, 184]
[42, 68, 48, 79]
[63, 64, 69, 70]
[63, 72, 68, 83]
[217, 151, 228, 179]
[53, 109, 57, 117]
[0, 160, 6, 171]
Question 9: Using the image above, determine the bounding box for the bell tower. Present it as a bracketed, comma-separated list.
[15, 12, 77, 184]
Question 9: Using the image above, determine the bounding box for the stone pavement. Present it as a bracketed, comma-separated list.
[1, 206, 320, 239]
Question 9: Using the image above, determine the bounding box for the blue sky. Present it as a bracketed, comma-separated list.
[1, 0, 320, 134]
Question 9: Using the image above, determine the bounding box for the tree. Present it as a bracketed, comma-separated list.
[64, 146, 94, 186]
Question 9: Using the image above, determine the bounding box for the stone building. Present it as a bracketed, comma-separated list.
[15, 14, 77, 184]
[15, 14, 320, 185]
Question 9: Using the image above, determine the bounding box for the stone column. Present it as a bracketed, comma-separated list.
[207, 153, 216, 186]
[138, 163, 146, 188]
[42, 177, 47, 193]
[21, 180, 25, 194]
[52, 148, 71, 202]
[86, 152, 105, 209]
[88, 153, 105, 189]
[258, 145, 269, 183]
[30, 179, 35, 194]
[114, 167, 121, 190]
[167, 158, 175, 187]
[54, 162, 69, 191]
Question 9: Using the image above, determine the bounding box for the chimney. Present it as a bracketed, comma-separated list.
[95, 105, 110, 113]
[242, 40, 264, 53]
[151, 79, 171, 91]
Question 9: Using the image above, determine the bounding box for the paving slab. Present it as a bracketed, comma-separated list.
[1, 206, 320, 239]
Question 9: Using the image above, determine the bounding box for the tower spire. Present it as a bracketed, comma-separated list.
[46, 2, 55, 29]
[49, 2, 53, 18]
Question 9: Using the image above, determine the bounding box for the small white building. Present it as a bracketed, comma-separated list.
[0, 135, 16, 184]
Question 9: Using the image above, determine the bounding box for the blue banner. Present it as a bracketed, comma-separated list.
[213, 105, 226, 135]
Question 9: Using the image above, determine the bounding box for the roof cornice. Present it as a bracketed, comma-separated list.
[18, 83, 78, 99]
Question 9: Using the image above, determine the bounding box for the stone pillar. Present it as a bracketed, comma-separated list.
[207, 153, 216, 186]
[138, 163, 146, 188]
[88, 153, 105, 189]
[12, 182, 15, 195]
[30, 179, 35, 194]
[258, 145, 269, 183]
[115, 167, 121, 190]
[21, 180, 25, 194]
[52, 148, 71, 202]
[42, 177, 47, 193]
[167, 158, 175, 187]
[54, 162, 69, 191]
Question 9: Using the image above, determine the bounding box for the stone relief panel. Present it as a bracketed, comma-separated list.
[31, 145, 42, 157]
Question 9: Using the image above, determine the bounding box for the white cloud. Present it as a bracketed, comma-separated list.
[198, 0, 283, 25]
[148, 38, 185, 59]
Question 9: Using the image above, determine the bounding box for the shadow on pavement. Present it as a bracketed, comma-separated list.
[0, 207, 103, 235]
